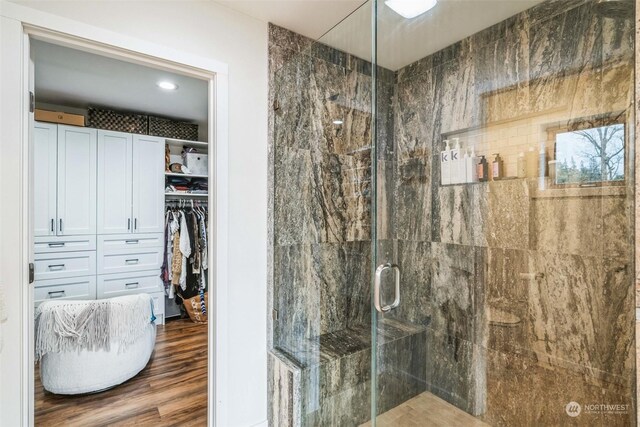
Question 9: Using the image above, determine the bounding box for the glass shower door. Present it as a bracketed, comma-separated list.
[370, 0, 636, 426]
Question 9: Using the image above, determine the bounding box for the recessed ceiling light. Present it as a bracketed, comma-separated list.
[385, 0, 437, 19]
[157, 81, 178, 90]
[333, 119, 344, 125]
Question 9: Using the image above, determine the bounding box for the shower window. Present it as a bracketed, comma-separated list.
[551, 119, 626, 186]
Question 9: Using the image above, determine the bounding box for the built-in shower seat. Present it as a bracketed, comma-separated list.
[269, 318, 427, 426]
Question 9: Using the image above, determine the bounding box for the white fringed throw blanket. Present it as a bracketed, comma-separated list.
[35, 294, 153, 361]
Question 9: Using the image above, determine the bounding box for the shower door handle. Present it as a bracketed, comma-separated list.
[374, 263, 400, 313]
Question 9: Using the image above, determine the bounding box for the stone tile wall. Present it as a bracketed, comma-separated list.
[268, 0, 638, 425]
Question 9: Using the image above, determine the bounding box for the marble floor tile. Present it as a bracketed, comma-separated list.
[359, 392, 490, 427]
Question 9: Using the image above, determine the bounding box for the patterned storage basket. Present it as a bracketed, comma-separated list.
[87, 108, 148, 134]
[184, 292, 208, 324]
[148, 116, 199, 141]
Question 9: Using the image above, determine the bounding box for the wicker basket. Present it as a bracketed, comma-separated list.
[183, 292, 208, 324]
[87, 108, 148, 134]
[149, 116, 198, 141]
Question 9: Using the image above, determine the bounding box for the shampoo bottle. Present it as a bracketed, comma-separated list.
[517, 152, 526, 178]
[538, 143, 547, 189]
[538, 143, 547, 177]
[450, 138, 461, 184]
[477, 156, 489, 182]
[463, 149, 470, 183]
[526, 146, 538, 178]
[492, 153, 504, 180]
[466, 147, 478, 183]
[441, 140, 451, 185]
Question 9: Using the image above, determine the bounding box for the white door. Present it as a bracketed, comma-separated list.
[97, 130, 133, 234]
[57, 125, 97, 236]
[33, 122, 58, 237]
[132, 135, 164, 233]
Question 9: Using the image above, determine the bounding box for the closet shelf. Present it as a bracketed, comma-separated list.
[165, 138, 209, 151]
[165, 192, 209, 198]
[165, 172, 208, 179]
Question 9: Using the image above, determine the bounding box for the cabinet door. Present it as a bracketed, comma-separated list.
[132, 135, 164, 234]
[97, 130, 133, 234]
[57, 125, 97, 235]
[33, 122, 58, 237]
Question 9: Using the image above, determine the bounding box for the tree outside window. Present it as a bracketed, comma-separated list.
[554, 123, 625, 185]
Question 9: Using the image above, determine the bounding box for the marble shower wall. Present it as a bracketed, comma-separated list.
[393, 0, 636, 425]
[268, 0, 637, 425]
[270, 24, 396, 356]
[268, 24, 425, 427]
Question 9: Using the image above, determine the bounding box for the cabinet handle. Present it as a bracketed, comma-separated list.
[48, 243, 65, 248]
[134, 218, 138, 230]
[48, 264, 65, 271]
[128, 218, 131, 230]
[125, 282, 139, 289]
[59, 219, 63, 234]
[125, 259, 139, 264]
[48, 290, 66, 298]
[125, 240, 139, 244]
[51, 219, 54, 233]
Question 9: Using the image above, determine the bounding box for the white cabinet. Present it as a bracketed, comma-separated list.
[34, 276, 97, 307]
[34, 124, 164, 322]
[34, 251, 97, 281]
[97, 271, 163, 299]
[132, 135, 165, 234]
[33, 123, 97, 237]
[33, 122, 58, 236]
[57, 125, 97, 236]
[97, 132, 163, 234]
[97, 130, 133, 234]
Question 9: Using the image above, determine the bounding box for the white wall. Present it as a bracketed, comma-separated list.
[0, 1, 268, 426]
[0, 13, 29, 426]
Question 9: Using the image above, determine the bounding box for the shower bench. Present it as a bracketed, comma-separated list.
[269, 318, 427, 426]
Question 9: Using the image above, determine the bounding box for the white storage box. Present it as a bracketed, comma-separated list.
[183, 152, 208, 175]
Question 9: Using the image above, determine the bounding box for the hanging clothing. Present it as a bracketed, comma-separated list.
[161, 204, 209, 309]
[179, 213, 191, 289]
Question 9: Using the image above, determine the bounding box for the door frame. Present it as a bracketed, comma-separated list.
[0, 2, 229, 425]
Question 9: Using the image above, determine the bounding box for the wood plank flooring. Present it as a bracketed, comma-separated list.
[35, 319, 208, 427]
[360, 392, 491, 427]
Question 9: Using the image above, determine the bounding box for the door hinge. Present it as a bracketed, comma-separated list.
[28, 262, 34, 284]
[29, 91, 35, 113]
[272, 309, 278, 321]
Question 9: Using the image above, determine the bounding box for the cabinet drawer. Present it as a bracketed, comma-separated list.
[35, 235, 97, 254]
[34, 276, 97, 307]
[97, 271, 163, 298]
[34, 251, 96, 281]
[97, 248, 162, 275]
[98, 233, 164, 253]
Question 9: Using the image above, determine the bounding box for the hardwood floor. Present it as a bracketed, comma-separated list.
[360, 392, 491, 427]
[35, 318, 208, 427]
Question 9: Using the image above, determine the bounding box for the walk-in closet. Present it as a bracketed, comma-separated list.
[30, 39, 211, 425]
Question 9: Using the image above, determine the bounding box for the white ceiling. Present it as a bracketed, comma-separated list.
[217, 0, 365, 40]
[32, 40, 208, 126]
[220, 0, 544, 70]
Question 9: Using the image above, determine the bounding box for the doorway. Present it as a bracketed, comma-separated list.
[1, 17, 228, 425]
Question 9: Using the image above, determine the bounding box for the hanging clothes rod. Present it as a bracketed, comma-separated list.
[165, 193, 208, 197]
[166, 199, 208, 207]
